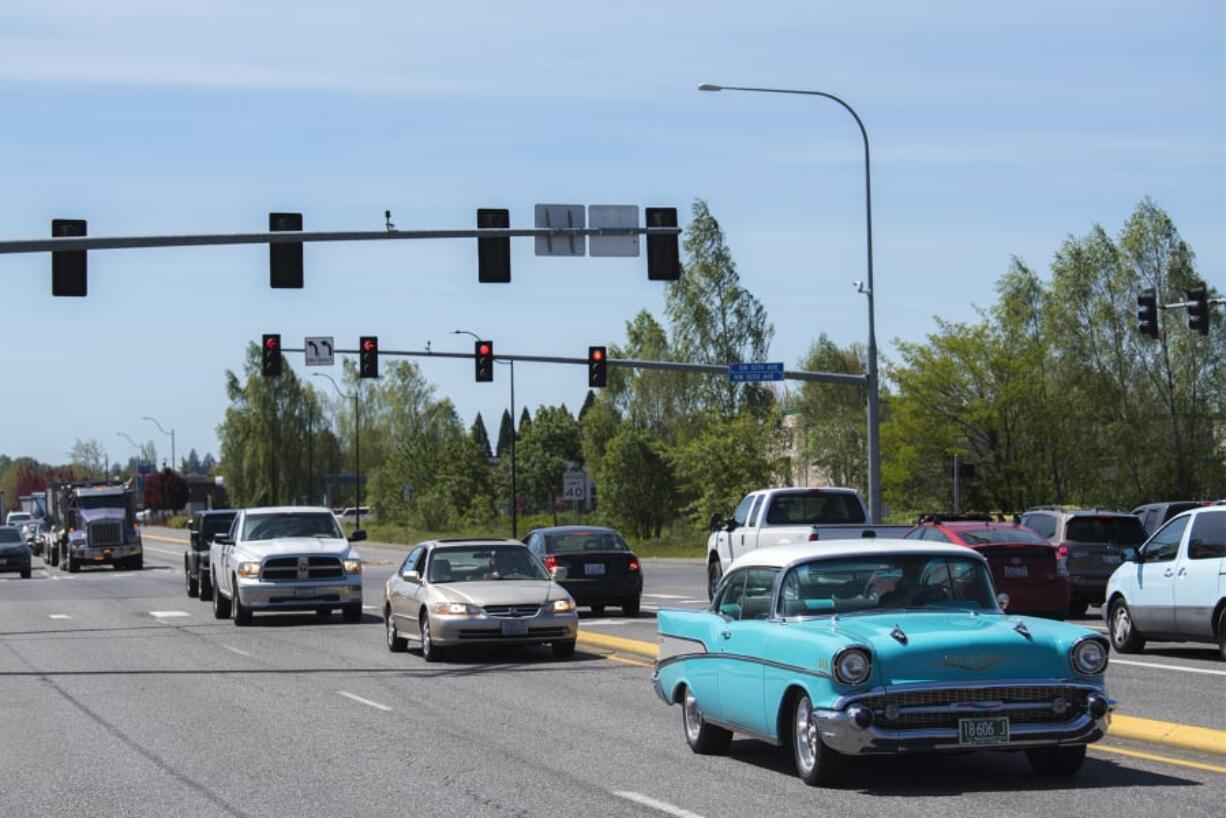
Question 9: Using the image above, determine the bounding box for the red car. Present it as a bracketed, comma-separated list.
[903, 516, 1071, 619]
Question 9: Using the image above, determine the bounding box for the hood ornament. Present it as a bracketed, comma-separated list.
[890, 625, 908, 645]
[1014, 621, 1033, 640]
[938, 654, 1005, 671]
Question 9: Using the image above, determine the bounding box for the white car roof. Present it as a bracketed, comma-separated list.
[242, 506, 338, 515]
[726, 539, 984, 572]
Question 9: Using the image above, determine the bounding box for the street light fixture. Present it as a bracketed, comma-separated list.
[453, 328, 519, 537]
[698, 81, 883, 522]
[142, 416, 175, 472]
[313, 372, 363, 531]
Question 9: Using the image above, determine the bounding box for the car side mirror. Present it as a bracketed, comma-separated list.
[400, 569, 420, 582]
[1130, 549, 1144, 564]
[719, 603, 742, 620]
[723, 518, 738, 532]
[349, 529, 367, 542]
[708, 513, 724, 532]
[214, 534, 232, 545]
[551, 566, 568, 581]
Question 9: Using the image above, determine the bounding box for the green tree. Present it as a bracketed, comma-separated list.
[516, 405, 580, 514]
[673, 412, 785, 526]
[67, 438, 107, 479]
[792, 335, 868, 491]
[579, 398, 622, 480]
[599, 429, 677, 538]
[470, 412, 493, 459]
[495, 409, 515, 457]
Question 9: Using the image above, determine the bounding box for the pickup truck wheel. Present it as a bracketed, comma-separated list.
[1109, 599, 1145, 654]
[232, 585, 252, 626]
[791, 693, 842, 786]
[185, 561, 199, 598]
[682, 685, 731, 755]
[420, 613, 445, 662]
[1026, 744, 1086, 776]
[707, 560, 723, 601]
[212, 584, 231, 619]
[385, 610, 408, 652]
[1216, 609, 1226, 662]
[342, 604, 362, 623]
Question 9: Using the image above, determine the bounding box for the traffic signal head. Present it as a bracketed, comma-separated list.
[51, 219, 88, 297]
[1137, 288, 1159, 339]
[646, 207, 681, 281]
[359, 336, 379, 378]
[261, 334, 282, 377]
[475, 340, 494, 382]
[588, 346, 607, 388]
[1186, 285, 1210, 335]
[477, 209, 511, 283]
[269, 212, 304, 289]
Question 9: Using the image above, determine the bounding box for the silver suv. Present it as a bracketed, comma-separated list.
[1019, 508, 1148, 618]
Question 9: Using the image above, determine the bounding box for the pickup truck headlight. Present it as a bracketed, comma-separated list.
[549, 599, 575, 613]
[237, 561, 261, 578]
[833, 646, 873, 685]
[1071, 637, 1108, 675]
[432, 602, 480, 616]
[343, 559, 362, 575]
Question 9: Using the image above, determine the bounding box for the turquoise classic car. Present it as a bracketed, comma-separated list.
[653, 540, 1113, 786]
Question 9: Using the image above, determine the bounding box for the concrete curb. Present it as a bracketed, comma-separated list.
[1110, 714, 1226, 757]
[577, 630, 659, 659]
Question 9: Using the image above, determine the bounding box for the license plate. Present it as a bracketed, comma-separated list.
[501, 619, 529, 636]
[1101, 554, 1122, 565]
[584, 563, 606, 576]
[1003, 566, 1029, 578]
[295, 587, 316, 599]
[958, 717, 1010, 746]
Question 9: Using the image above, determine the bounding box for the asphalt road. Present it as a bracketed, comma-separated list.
[1, 534, 1223, 818]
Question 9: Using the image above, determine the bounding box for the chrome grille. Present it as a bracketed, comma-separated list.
[859, 685, 1088, 730]
[482, 604, 540, 618]
[261, 555, 344, 580]
[88, 521, 123, 547]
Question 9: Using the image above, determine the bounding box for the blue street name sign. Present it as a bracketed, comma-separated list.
[728, 362, 785, 382]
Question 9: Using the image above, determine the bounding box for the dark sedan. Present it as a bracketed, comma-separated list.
[0, 525, 32, 579]
[524, 526, 642, 616]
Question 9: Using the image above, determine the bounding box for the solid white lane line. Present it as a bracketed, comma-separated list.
[220, 644, 251, 657]
[150, 611, 191, 618]
[612, 791, 706, 818]
[338, 691, 392, 712]
[642, 593, 689, 599]
[48, 614, 71, 620]
[1111, 658, 1226, 677]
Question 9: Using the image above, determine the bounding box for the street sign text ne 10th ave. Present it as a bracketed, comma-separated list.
[304, 337, 335, 366]
[728, 362, 785, 383]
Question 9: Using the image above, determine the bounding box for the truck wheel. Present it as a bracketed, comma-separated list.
[212, 585, 232, 619]
[682, 685, 731, 755]
[67, 555, 80, 573]
[129, 556, 142, 571]
[232, 584, 252, 626]
[707, 559, 723, 600]
[1026, 744, 1086, 776]
[185, 563, 199, 597]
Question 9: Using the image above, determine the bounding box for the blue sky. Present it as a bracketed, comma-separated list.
[1, 0, 1222, 467]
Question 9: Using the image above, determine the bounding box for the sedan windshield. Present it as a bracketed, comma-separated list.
[778, 554, 998, 617]
[427, 546, 548, 583]
[242, 513, 343, 541]
[957, 527, 1050, 545]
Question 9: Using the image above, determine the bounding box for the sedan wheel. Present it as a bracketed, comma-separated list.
[420, 614, 445, 662]
[1109, 599, 1145, 654]
[681, 686, 731, 755]
[385, 610, 407, 652]
[792, 693, 842, 786]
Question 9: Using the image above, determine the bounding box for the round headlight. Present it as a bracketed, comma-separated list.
[833, 647, 873, 685]
[1071, 638, 1108, 675]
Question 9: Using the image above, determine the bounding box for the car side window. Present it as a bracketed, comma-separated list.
[1187, 512, 1226, 560]
[732, 495, 755, 527]
[714, 570, 747, 620]
[747, 495, 764, 527]
[903, 528, 924, 540]
[402, 546, 425, 574]
[1143, 517, 1187, 563]
[742, 567, 780, 620]
[1023, 514, 1055, 540]
[227, 515, 240, 542]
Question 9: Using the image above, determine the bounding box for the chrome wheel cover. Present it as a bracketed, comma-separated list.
[683, 688, 703, 743]
[795, 696, 818, 774]
[385, 614, 396, 647]
[422, 617, 432, 655]
[1112, 604, 1131, 645]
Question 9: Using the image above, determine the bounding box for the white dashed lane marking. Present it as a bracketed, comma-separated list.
[1111, 658, 1226, 677]
[149, 611, 191, 618]
[220, 644, 251, 657]
[612, 791, 706, 818]
[338, 691, 392, 712]
[48, 614, 71, 620]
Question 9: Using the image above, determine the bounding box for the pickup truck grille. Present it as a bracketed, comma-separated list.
[261, 556, 344, 580]
[857, 685, 1088, 730]
[88, 521, 123, 547]
[482, 604, 540, 618]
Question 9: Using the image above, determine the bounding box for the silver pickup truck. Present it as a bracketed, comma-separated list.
[705, 487, 909, 598]
[209, 506, 365, 625]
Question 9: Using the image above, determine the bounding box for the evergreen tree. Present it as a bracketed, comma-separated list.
[495, 409, 515, 457]
[470, 412, 493, 459]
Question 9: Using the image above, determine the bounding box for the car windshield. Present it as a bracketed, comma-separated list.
[427, 545, 548, 583]
[201, 514, 237, 538]
[543, 531, 628, 553]
[242, 513, 343, 541]
[777, 554, 998, 617]
[77, 494, 128, 510]
[764, 492, 866, 525]
[0, 528, 22, 543]
[957, 527, 1050, 545]
[1066, 517, 1146, 545]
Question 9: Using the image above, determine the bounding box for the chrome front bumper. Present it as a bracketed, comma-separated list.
[235, 578, 362, 610]
[430, 612, 578, 645]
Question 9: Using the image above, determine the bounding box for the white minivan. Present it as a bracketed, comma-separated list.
[1105, 506, 1225, 660]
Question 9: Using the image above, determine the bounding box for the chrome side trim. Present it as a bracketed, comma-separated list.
[653, 650, 831, 679]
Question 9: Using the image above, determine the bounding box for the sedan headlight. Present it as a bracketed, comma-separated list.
[833, 646, 873, 685]
[432, 602, 480, 616]
[549, 599, 576, 614]
[1071, 637, 1109, 675]
[237, 561, 261, 578]
[342, 559, 362, 574]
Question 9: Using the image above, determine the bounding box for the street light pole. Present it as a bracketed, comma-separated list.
[142, 416, 176, 473]
[454, 329, 518, 537]
[313, 373, 362, 530]
[699, 82, 883, 522]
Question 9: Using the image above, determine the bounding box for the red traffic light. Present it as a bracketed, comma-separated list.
[265, 337, 279, 350]
[479, 343, 491, 356]
[362, 339, 376, 351]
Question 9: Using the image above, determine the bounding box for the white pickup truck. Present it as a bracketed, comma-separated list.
[705, 487, 909, 597]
